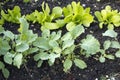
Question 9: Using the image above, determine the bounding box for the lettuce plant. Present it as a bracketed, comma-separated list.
[1, 6, 21, 24]
[26, 2, 64, 30]
[63, 1, 94, 31]
[95, 5, 120, 30]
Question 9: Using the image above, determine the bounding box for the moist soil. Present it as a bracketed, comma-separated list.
[0, 0, 120, 80]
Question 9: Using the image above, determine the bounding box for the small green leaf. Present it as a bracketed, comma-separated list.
[74, 59, 87, 69]
[63, 59, 72, 72]
[0, 61, 5, 69]
[2, 68, 9, 78]
[105, 54, 115, 60]
[13, 53, 23, 68]
[4, 52, 13, 64]
[115, 50, 120, 58]
[102, 30, 117, 38]
[52, 7, 62, 18]
[108, 24, 114, 30]
[99, 56, 105, 63]
[37, 60, 43, 67]
[103, 40, 111, 50]
[66, 22, 76, 31]
[61, 33, 72, 41]
[43, 22, 60, 30]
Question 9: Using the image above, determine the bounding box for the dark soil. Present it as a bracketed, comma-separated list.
[0, 0, 120, 80]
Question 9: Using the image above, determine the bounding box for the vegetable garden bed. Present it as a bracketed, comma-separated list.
[0, 0, 120, 80]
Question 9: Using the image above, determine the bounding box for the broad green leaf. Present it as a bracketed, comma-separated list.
[115, 50, 120, 58]
[4, 31, 14, 40]
[16, 42, 29, 52]
[63, 59, 72, 72]
[74, 59, 87, 69]
[103, 40, 111, 50]
[13, 53, 23, 68]
[70, 24, 84, 39]
[2, 68, 9, 78]
[62, 39, 74, 50]
[99, 56, 105, 63]
[0, 61, 5, 69]
[81, 35, 100, 55]
[102, 30, 117, 38]
[111, 41, 120, 49]
[105, 54, 115, 60]
[33, 37, 51, 50]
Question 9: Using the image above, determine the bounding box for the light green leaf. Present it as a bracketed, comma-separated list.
[49, 40, 58, 48]
[33, 37, 51, 50]
[4, 31, 14, 40]
[49, 53, 60, 65]
[52, 7, 62, 18]
[105, 54, 115, 60]
[39, 52, 50, 60]
[81, 35, 100, 55]
[66, 22, 76, 31]
[2, 68, 9, 78]
[115, 50, 120, 58]
[74, 59, 87, 69]
[43, 22, 59, 30]
[13, 53, 23, 69]
[70, 24, 84, 39]
[16, 42, 29, 52]
[108, 24, 114, 30]
[0, 61, 5, 69]
[63, 45, 75, 55]
[102, 30, 117, 38]
[99, 56, 105, 63]
[111, 41, 120, 49]
[62, 39, 74, 50]
[4, 52, 13, 64]
[103, 40, 111, 50]
[63, 59, 72, 72]
[61, 33, 72, 41]
[37, 60, 43, 67]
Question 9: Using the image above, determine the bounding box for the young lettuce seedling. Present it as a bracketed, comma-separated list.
[63, 1, 94, 31]
[1, 6, 21, 24]
[95, 5, 120, 30]
[26, 2, 64, 30]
